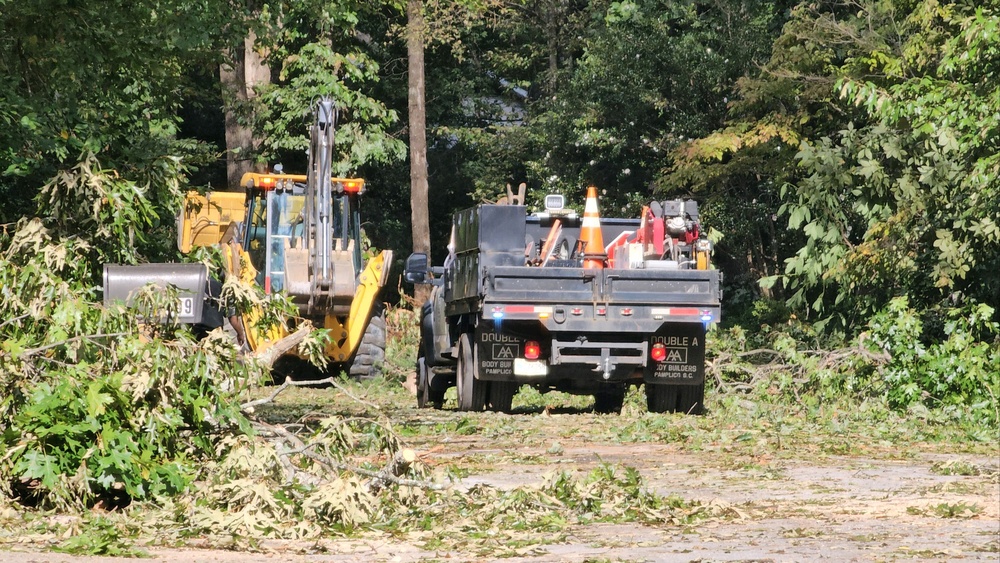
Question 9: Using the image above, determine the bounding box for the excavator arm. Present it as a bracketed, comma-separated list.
[175, 97, 392, 374]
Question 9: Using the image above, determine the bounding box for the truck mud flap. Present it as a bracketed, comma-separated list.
[475, 322, 530, 382]
[643, 323, 706, 385]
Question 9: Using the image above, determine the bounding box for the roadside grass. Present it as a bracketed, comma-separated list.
[252, 373, 997, 461]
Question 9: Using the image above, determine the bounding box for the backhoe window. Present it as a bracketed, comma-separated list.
[244, 191, 268, 278]
[256, 189, 354, 294]
[265, 191, 305, 293]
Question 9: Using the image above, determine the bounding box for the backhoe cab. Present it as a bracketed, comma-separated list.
[172, 98, 392, 377]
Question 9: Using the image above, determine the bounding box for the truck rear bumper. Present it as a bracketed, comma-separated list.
[475, 319, 705, 386]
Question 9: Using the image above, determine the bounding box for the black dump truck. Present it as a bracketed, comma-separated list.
[404, 188, 722, 414]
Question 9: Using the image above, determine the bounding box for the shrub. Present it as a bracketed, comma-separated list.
[865, 297, 999, 428]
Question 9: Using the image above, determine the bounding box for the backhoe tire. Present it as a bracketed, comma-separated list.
[456, 333, 486, 411]
[348, 305, 386, 380]
[645, 382, 705, 415]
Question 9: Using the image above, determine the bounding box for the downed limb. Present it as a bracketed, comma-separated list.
[251, 323, 312, 369]
[708, 340, 892, 394]
[253, 420, 448, 491]
[21, 332, 128, 357]
[241, 375, 378, 412]
[367, 448, 417, 494]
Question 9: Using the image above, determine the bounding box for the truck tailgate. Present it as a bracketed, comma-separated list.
[485, 266, 721, 307]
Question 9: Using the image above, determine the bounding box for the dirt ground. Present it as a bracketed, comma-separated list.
[1, 397, 997, 563]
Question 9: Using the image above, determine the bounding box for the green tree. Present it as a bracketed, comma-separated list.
[248, 1, 406, 175]
[787, 2, 999, 323]
[671, 0, 998, 337]
[0, 0, 237, 223]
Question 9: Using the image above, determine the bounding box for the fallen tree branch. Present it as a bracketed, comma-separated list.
[0, 313, 30, 331]
[252, 324, 312, 369]
[253, 421, 447, 491]
[21, 332, 129, 357]
[241, 375, 378, 412]
[367, 448, 417, 494]
[708, 340, 892, 395]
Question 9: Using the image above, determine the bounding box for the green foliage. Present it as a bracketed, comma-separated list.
[0, 157, 266, 508]
[381, 463, 715, 555]
[53, 515, 146, 557]
[865, 297, 999, 427]
[34, 153, 185, 266]
[525, 1, 784, 210]
[709, 300, 999, 433]
[0, 221, 261, 508]
[908, 501, 983, 519]
[175, 419, 404, 539]
[930, 459, 983, 477]
[0, 0, 233, 220]
[751, 2, 1000, 324]
[250, 1, 406, 174]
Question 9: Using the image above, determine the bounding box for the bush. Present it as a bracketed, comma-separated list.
[710, 296, 999, 432]
[865, 297, 999, 428]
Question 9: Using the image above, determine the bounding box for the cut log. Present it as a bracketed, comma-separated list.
[253, 324, 312, 369]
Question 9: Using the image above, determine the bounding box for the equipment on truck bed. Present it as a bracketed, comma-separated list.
[405, 187, 722, 414]
[108, 97, 392, 377]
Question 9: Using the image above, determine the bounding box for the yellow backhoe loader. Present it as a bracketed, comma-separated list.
[108, 98, 392, 377]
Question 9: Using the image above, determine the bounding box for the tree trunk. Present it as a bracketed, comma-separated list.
[407, 0, 431, 306]
[540, 0, 562, 94]
[220, 30, 270, 190]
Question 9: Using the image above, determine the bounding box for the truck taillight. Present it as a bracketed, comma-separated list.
[651, 343, 667, 362]
[524, 341, 541, 360]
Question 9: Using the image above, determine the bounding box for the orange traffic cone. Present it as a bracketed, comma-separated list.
[580, 186, 606, 269]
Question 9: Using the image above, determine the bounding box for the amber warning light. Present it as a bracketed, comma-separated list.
[342, 180, 365, 194]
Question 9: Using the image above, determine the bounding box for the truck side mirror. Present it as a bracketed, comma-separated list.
[404, 253, 429, 284]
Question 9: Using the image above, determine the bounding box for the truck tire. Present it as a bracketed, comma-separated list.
[348, 305, 386, 379]
[645, 382, 705, 414]
[593, 383, 626, 414]
[487, 381, 518, 413]
[456, 333, 486, 411]
[416, 353, 445, 409]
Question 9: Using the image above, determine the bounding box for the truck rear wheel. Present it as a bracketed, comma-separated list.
[348, 305, 386, 379]
[456, 333, 486, 411]
[645, 382, 705, 414]
[487, 381, 518, 413]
